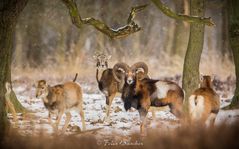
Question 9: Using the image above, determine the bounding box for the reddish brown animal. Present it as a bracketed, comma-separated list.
[114, 62, 184, 135]
[188, 75, 220, 126]
[134, 77, 184, 135]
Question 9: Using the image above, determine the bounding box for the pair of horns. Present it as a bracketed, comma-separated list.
[112, 62, 148, 82]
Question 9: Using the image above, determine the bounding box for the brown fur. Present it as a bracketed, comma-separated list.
[94, 53, 124, 120]
[133, 78, 184, 135]
[96, 69, 123, 119]
[35, 80, 86, 133]
[153, 81, 184, 118]
[189, 75, 220, 126]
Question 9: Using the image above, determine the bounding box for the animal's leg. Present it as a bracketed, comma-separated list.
[77, 103, 86, 131]
[61, 112, 72, 133]
[206, 113, 217, 127]
[149, 107, 156, 119]
[104, 93, 116, 121]
[55, 111, 63, 132]
[48, 112, 53, 127]
[138, 108, 148, 136]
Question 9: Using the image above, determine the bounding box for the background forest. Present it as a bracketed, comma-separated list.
[12, 0, 234, 80]
[1, 0, 239, 148]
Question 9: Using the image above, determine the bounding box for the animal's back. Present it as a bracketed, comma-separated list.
[189, 87, 220, 122]
[99, 69, 118, 93]
[194, 88, 220, 112]
[63, 82, 83, 108]
[155, 81, 184, 103]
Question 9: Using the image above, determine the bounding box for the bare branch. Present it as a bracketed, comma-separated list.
[151, 0, 215, 26]
[61, 0, 147, 39]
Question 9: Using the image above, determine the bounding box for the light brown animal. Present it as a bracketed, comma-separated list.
[188, 75, 220, 126]
[36, 79, 86, 133]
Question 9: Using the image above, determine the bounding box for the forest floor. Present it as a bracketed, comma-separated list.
[8, 74, 239, 143]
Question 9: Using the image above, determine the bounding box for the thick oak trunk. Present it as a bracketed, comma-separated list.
[182, 0, 205, 113]
[0, 18, 12, 141]
[0, 0, 28, 139]
[223, 0, 239, 109]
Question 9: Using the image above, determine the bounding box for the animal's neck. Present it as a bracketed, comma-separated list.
[200, 80, 212, 89]
[45, 85, 52, 99]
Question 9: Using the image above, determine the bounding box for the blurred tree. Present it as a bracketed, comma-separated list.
[0, 0, 28, 139]
[220, 0, 233, 61]
[171, 0, 189, 56]
[25, 0, 45, 67]
[223, 0, 239, 110]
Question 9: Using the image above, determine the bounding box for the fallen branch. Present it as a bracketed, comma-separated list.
[151, 0, 215, 26]
[61, 0, 147, 39]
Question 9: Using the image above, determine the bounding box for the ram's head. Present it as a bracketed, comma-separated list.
[113, 62, 149, 85]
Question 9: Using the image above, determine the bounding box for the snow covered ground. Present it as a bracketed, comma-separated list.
[8, 77, 239, 141]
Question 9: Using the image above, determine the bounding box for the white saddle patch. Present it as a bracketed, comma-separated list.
[156, 81, 177, 99]
[189, 95, 205, 121]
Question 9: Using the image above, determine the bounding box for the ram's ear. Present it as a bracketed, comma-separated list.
[118, 68, 126, 73]
[136, 68, 144, 74]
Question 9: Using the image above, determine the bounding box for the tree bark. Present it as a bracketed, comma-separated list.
[182, 0, 205, 113]
[0, 0, 28, 139]
[223, 0, 239, 109]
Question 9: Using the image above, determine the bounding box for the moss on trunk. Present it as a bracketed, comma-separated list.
[223, 0, 239, 110]
[0, 0, 28, 138]
[182, 0, 205, 114]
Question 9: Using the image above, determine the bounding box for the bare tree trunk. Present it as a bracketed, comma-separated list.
[223, 0, 239, 109]
[0, 0, 28, 139]
[164, 19, 175, 54]
[171, 0, 189, 56]
[221, 0, 233, 61]
[25, 0, 44, 67]
[182, 0, 205, 113]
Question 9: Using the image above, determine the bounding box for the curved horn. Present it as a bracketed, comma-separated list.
[113, 62, 130, 82]
[131, 62, 148, 75]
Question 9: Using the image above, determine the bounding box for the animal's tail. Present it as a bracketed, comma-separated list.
[73, 73, 78, 82]
[189, 95, 205, 121]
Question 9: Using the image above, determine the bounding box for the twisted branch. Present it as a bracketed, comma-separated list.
[62, 0, 148, 39]
[151, 0, 215, 26]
